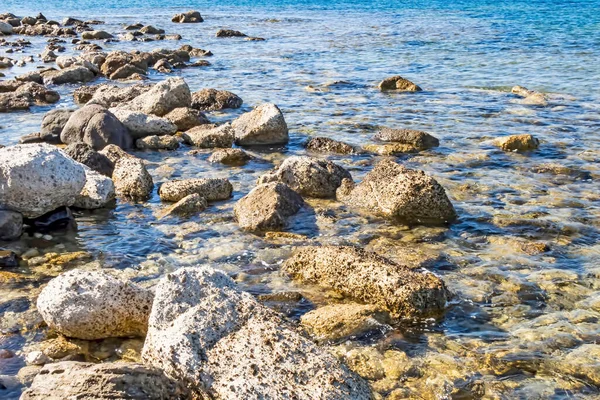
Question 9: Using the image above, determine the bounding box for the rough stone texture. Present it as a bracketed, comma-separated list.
[42, 66, 95, 85]
[300, 303, 390, 342]
[37, 269, 153, 340]
[112, 157, 153, 200]
[306, 137, 357, 155]
[172, 11, 203, 23]
[81, 30, 113, 40]
[0, 249, 18, 268]
[20, 361, 189, 400]
[73, 169, 115, 209]
[162, 193, 207, 217]
[40, 109, 73, 143]
[494, 134, 539, 152]
[216, 29, 247, 37]
[282, 246, 449, 318]
[14, 82, 60, 104]
[362, 143, 421, 155]
[158, 178, 232, 202]
[0, 92, 30, 112]
[0, 210, 22, 240]
[110, 108, 177, 138]
[63, 142, 114, 177]
[337, 159, 456, 225]
[182, 124, 234, 148]
[208, 148, 251, 165]
[142, 266, 371, 399]
[164, 107, 209, 131]
[61, 105, 133, 150]
[257, 156, 351, 198]
[378, 75, 422, 91]
[232, 103, 289, 146]
[119, 77, 191, 117]
[191, 88, 243, 111]
[85, 84, 153, 107]
[136, 135, 180, 150]
[374, 128, 439, 150]
[0, 144, 86, 218]
[234, 182, 304, 231]
[99, 144, 132, 169]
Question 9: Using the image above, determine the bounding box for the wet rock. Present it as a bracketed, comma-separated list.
[378, 75, 422, 91]
[112, 157, 153, 200]
[62, 17, 84, 26]
[99, 144, 132, 168]
[162, 193, 207, 217]
[282, 246, 449, 318]
[37, 269, 153, 340]
[300, 303, 390, 342]
[21, 361, 188, 399]
[493, 134, 539, 152]
[109, 64, 146, 80]
[258, 156, 351, 198]
[158, 178, 232, 202]
[39, 108, 73, 143]
[234, 182, 304, 231]
[246, 36, 266, 41]
[0, 210, 23, 240]
[61, 104, 132, 150]
[337, 159, 456, 225]
[118, 77, 191, 116]
[81, 30, 113, 40]
[73, 169, 115, 209]
[180, 44, 212, 57]
[24, 206, 74, 232]
[0, 92, 30, 112]
[362, 143, 421, 155]
[511, 85, 548, 106]
[374, 127, 439, 150]
[142, 266, 371, 399]
[172, 11, 204, 23]
[191, 88, 243, 111]
[110, 108, 177, 138]
[85, 83, 153, 107]
[42, 66, 95, 85]
[25, 351, 50, 366]
[232, 103, 288, 145]
[136, 135, 179, 150]
[0, 250, 18, 268]
[305, 136, 358, 155]
[139, 25, 164, 35]
[15, 71, 42, 83]
[216, 29, 247, 37]
[14, 82, 60, 104]
[164, 107, 209, 131]
[63, 142, 114, 177]
[182, 123, 234, 148]
[208, 148, 252, 165]
[0, 144, 86, 218]
[0, 21, 13, 35]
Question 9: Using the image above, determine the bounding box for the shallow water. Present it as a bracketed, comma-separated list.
[1, 0, 600, 398]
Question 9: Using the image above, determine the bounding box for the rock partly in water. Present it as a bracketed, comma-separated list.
[374, 127, 439, 150]
[142, 266, 371, 399]
[164, 107, 209, 131]
[63, 142, 114, 177]
[20, 361, 189, 400]
[0, 210, 23, 241]
[305, 137, 358, 155]
[112, 157, 154, 200]
[232, 103, 288, 146]
[81, 30, 113, 40]
[493, 134, 539, 152]
[42, 66, 95, 85]
[511, 85, 548, 106]
[258, 156, 351, 198]
[283, 246, 449, 318]
[61, 105, 132, 150]
[0, 144, 86, 218]
[215, 29, 247, 37]
[234, 182, 304, 231]
[208, 148, 252, 165]
[161, 193, 207, 217]
[158, 178, 232, 202]
[191, 88, 243, 111]
[39, 108, 73, 144]
[172, 11, 204, 23]
[337, 159, 457, 225]
[378, 75, 422, 92]
[110, 108, 177, 138]
[73, 169, 116, 209]
[83, 83, 153, 107]
[119, 77, 191, 117]
[182, 124, 234, 148]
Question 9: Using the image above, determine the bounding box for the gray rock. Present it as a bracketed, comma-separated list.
[0, 249, 18, 268]
[142, 266, 371, 399]
[136, 135, 179, 150]
[182, 124, 234, 148]
[232, 103, 288, 146]
[257, 156, 351, 198]
[158, 178, 232, 202]
[172, 11, 203, 23]
[337, 159, 456, 225]
[39, 108, 74, 143]
[61, 104, 132, 150]
[37, 269, 153, 340]
[119, 77, 191, 117]
[81, 30, 113, 40]
[42, 66, 95, 85]
[234, 182, 303, 231]
[0, 21, 13, 35]
[14, 82, 60, 104]
[378, 75, 422, 91]
[283, 246, 449, 318]
[73, 168, 115, 209]
[208, 148, 251, 165]
[374, 128, 439, 150]
[216, 29, 247, 37]
[20, 361, 189, 400]
[163, 107, 209, 131]
[110, 108, 177, 138]
[0, 144, 86, 218]
[0, 210, 22, 240]
[63, 142, 114, 177]
[305, 137, 358, 155]
[139, 25, 164, 35]
[191, 88, 243, 111]
[112, 157, 153, 200]
[85, 83, 153, 107]
[162, 193, 207, 217]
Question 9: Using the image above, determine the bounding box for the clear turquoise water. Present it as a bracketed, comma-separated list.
[1, 1, 600, 398]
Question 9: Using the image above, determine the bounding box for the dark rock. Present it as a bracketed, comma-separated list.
[40, 108, 74, 143]
[305, 137, 358, 155]
[0, 250, 18, 268]
[61, 104, 132, 150]
[23, 206, 74, 233]
[0, 210, 23, 241]
[191, 88, 242, 111]
[64, 142, 114, 177]
[374, 128, 439, 150]
[216, 29, 247, 38]
[378, 75, 422, 92]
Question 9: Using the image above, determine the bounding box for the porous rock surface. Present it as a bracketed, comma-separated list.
[232, 103, 288, 146]
[158, 178, 233, 202]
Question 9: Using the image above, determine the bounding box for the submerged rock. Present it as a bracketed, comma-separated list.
[142, 266, 371, 399]
[232, 103, 288, 146]
[191, 88, 243, 111]
[378, 75, 422, 91]
[110, 108, 177, 138]
[164, 107, 209, 131]
[136, 135, 179, 150]
[511, 85, 548, 106]
[374, 127, 439, 150]
[112, 157, 154, 200]
[283, 246, 449, 318]
[208, 148, 251, 165]
[61, 105, 132, 150]
[21, 361, 188, 399]
[63, 142, 114, 177]
[305, 137, 358, 155]
[493, 134, 539, 152]
[37, 269, 153, 340]
[0, 144, 86, 218]
[337, 159, 456, 225]
[234, 182, 304, 231]
[162, 193, 207, 217]
[0, 210, 22, 241]
[158, 178, 233, 202]
[182, 124, 234, 148]
[118, 77, 191, 116]
[257, 156, 351, 198]
[73, 168, 115, 209]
